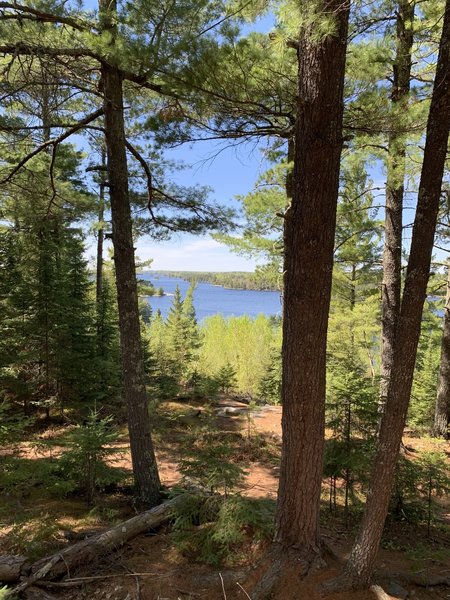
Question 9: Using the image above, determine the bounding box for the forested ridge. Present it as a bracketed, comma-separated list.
[151, 270, 279, 290]
[0, 0, 449, 599]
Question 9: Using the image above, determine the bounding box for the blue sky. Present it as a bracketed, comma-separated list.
[134, 139, 273, 271]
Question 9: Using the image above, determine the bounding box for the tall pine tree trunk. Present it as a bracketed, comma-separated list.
[380, 0, 415, 415]
[433, 262, 450, 438]
[99, 0, 161, 506]
[330, 2, 450, 587]
[96, 148, 106, 307]
[274, 0, 350, 562]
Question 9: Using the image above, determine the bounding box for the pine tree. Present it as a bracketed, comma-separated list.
[335, 1, 450, 586]
[165, 284, 200, 389]
[273, 0, 350, 570]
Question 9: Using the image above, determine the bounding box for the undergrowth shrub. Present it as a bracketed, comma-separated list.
[0, 456, 57, 500]
[417, 451, 450, 535]
[179, 440, 246, 495]
[170, 491, 275, 566]
[390, 452, 450, 531]
[0, 400, 33, 448]
[55, 411, 125, 504]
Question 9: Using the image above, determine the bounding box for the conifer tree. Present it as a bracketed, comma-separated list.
[0, 0, 238, 504]
[165, 284, 200, 388]
[331, 1, 450, 586]
[380, 0, 415, 417]
[272, 0, 350, 572]
[433, 262, 450, 437]
[98, 0, 161, 505]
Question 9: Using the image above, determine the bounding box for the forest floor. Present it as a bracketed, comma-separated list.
[1, 398, 449, 600]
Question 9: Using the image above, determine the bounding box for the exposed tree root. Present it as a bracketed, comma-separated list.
[321, 572, 370, 596]
[321, 568, 450, 596]
[247, 542, 326, 600]
[380, 572, 450, 588]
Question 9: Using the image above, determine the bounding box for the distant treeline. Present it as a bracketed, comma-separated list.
[152, 271, 278, 291]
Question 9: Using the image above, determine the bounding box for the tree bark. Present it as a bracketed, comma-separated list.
[275, 0, 350, 562]
[99, 0, 161, 506]
[95, 148, 106, 307]
[433, 261, 450, 437]
[330, 1, 450, 587]
[379, 0, 415, 415]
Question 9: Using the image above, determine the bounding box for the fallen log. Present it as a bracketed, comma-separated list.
[0, 556, 29, 583]
[10, 495, 183, 595]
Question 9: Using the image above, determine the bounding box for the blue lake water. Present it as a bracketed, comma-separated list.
[140, 274, 283, 321]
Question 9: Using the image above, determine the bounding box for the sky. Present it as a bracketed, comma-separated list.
[133, 138, 273, 272]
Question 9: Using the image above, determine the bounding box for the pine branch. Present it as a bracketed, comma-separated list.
[0, 43, 102, 61]
[125, 140, 153, 207]
[0, 2, 93, 31]
[0, 107, 104, 185]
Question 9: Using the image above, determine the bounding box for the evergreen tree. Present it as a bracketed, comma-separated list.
[165, 284, 200, 389]
[338, 2, 450, 586]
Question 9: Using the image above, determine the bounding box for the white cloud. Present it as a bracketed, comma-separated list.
[135, 235, 257, 272]
[183, 239, 223, 252]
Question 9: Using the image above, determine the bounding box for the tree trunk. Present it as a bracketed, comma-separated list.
[433, 262, 450, 437]
[96, 148, 106, 307]
[379, 0, 415, 415]
[330, 2, 450, 587]
[99, 0, 161, 506]
[275, 0, 350, 562]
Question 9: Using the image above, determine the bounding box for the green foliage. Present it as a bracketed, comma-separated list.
[390, 454, 426, 524]
[179, 440, 246, 494]
[417, 451, 450, 535]
[259, 346, 282, 404]
[171, 491, 275, 566]
[0, 220, 120, 417]
[145, 292, 280, 400]
[0, 401, 33, 448]
[199, 314, 279, 396]
[0, 586, 9, 600]
[137, 277, 165, 299]
[170, 491, 222, 531]
[215, 362, 237, 394]
[94, 272, 121, 405]
[405, 543, 450, 572]
[410, 314, 441, 430]
[144, 285, 201, 397]
[390, 451, 450, 531]
[56, 412, 125, 504]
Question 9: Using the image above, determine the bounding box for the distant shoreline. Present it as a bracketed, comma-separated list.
[144, 270, 280, 292]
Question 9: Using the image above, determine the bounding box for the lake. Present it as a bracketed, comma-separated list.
[140, 274, 283, 320]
